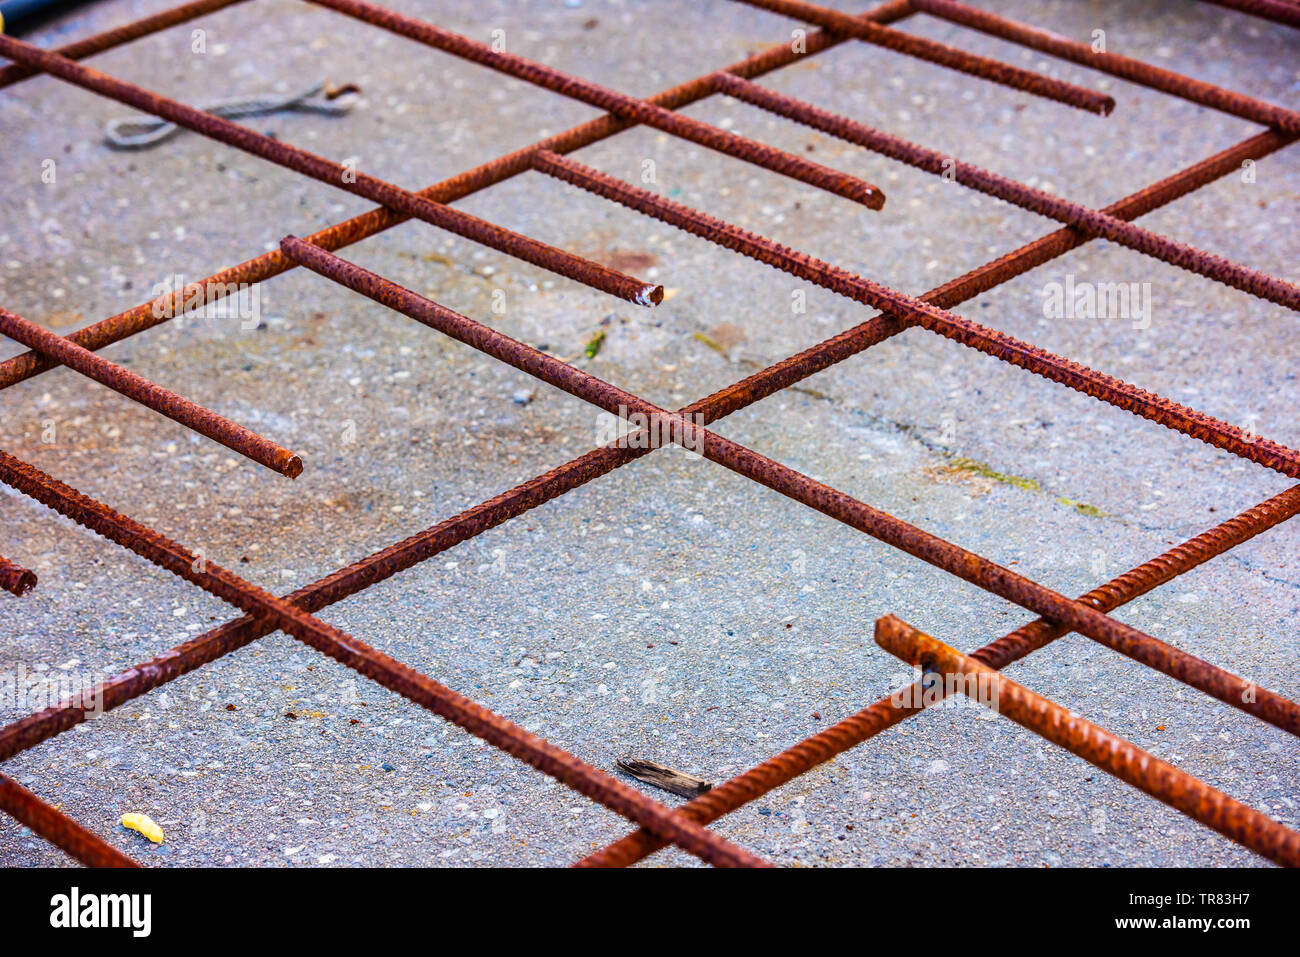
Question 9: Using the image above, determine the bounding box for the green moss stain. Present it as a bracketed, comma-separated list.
[1056, 496, 1107, 518]
[584, 330, 606, 359]
[692, 330, 726, 355]
[947, 456, 1040, 493]
[943, 457, 1106, 518]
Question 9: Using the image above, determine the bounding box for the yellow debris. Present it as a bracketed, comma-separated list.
[120, 812, 164, 844]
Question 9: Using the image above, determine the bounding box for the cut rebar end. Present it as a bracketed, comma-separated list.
[6, 570, 36, 597]
[0, 561, 37, 597]
[874, 613, 927, 665]
[636, 284, 665, 307]
[280, 454, 304, 479]
[858, 184, 887, 211]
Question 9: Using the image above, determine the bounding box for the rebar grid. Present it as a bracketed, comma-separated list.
[0, 0, 1297, 868]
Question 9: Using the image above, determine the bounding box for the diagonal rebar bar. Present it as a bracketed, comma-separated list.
[711, 72, 1300, 310]
[909, 0, 1300, 133]
[584, 482, 1300, 867]
[0, 34, 663, 308]
[1, 0, 1297, 871]
[0, 448, 769, 868]
[0, 772, 139, 867]
[282, 237, 1300, 737]
[0, 306, 302, 477]
[874, 615, 1300, 867]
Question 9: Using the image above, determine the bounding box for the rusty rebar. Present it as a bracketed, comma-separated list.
[4, 127, 1290, 868]
[282, 237, 1300, 736]
[8, 183, 1294, 860]
[533, 149, 1300, 477]
[874, 615, 1300, 868]
[0, 135, 1281, 761]
[0, 306, 302, 478]
[731, 0, 1113, 114]
[0, 448, 765, 868]
[712, 72, 1300, 311]
[584, 482, 1300, 868]
[305, 0, 886, 209]
[0, 0, 915, 393]
[910, 0, 1300, 134]
[1199, 0, 1300, 29]
[0, 34, 661, 308]
[2, 0, 1296, 871]
[0, 0, 253, 91]
[2, 0, 1276, 398]
[0, 555, 36, 596]
[0, 772, 138, 868]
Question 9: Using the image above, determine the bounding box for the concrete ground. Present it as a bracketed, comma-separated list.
[0, 0, 1297, 867]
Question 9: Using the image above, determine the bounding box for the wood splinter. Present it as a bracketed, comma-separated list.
[616, 758, 713, 798]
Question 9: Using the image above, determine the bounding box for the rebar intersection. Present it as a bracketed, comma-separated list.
[1, 0, 1298, 868]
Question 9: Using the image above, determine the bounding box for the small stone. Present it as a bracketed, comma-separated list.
[512, 389, 533, 406]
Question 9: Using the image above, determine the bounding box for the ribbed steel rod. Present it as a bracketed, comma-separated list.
[0, 449, 765, 868]
[1197, 0, 1300, 27]
[4, 132, 1293, 847]
[0, 0, 252, 91]
[0, 128, 1285, 774]
[305, 0, 886, 209]
[875, 615, 1300, 868]
[910, 0, 1300, 134]
[713, 72, 1300, 311]
[730, 0, 1113, 113]
[596, 483, 1300, 873]
[0, 306, 302, 478]
[3, 1, 1282, 398]
[0, 555, 37, 596]
[533, 150, 1300, 478]
[0, 34, 661, 308]
[0, 0, 914, 392]
[0, 772, 138, 867]
[583, 481, 1300, 867]
[282, 237, 1300, 736]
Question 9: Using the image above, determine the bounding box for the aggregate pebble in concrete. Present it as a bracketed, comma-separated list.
[0, 0, 1297, 866]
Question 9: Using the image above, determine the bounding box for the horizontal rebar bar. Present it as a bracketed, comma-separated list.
[713, 72, 1300, 311]
[0, 772, 138, 868]
[0, 35, 661, 308]
[0, 449, 765, 869]
[0, 555, 37, 597]
[583, 481, 1300, 867]
[0, 306, 302, 478]
[533, 149, 1300, 478]
[0, 0, 252, 91]
[283, 237, 1300, 737]
[731, 0, 1113, 114]
[910, 0, 1300, 134]
[874, 615, 1300, 868]
[305, 0, 886, 209]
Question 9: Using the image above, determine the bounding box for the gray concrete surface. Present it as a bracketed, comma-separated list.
[0, 0, 1297, 867]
